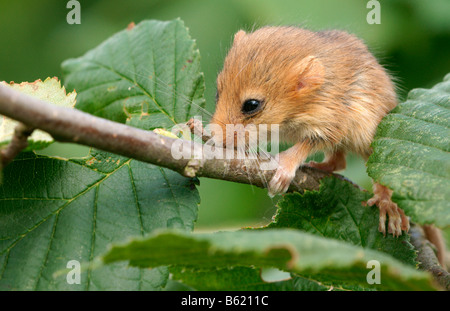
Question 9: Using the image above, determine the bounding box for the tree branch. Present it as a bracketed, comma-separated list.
[410, 224, 450, 290]
[0, 83, 336, 193]
[0, 123, 34, 169]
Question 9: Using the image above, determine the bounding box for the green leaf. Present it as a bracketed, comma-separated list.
[170, 266, 330, 291]
[0, 151, 199, 290]
[101, 229, 434, 291]
[367, 73, 450, 227]
[62, 19, 206, 129]
[167, 177, 416, 291]
[0, 19, 204, 290]
[0, 78, 76, 150]
[266, 177, 417, 265]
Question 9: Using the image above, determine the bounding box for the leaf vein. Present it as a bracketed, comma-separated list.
[34, 212, 59, 290]
[85, 60, 176, 124]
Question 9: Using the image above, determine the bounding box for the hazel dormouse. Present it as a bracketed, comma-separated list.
[209, 26, 409, 237]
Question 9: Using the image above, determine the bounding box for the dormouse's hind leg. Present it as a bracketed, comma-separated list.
[366, 183, 410, 237]
[423, 225, 447, 269]
[307, 150, 346, 173]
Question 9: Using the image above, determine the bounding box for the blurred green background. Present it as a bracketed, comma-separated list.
[0, 0, 449, 231]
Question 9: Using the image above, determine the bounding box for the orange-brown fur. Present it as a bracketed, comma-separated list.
[210, 26, 409, 237]
[211, 27, 397, 159]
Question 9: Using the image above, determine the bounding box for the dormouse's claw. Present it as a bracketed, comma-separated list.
[268, 167, 295, 197]
[186, 118, 200, 132]
[398, 208, 410, 232]
[378, 222, 386, 237]
[378, 206, 387, 236]
[366, 197, 377, 207]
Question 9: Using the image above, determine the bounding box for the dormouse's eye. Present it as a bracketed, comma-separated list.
[242, 99, 262, 115]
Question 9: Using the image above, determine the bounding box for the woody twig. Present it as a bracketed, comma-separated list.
[0, 123, 34, 169]
[0, 83, 330, 192]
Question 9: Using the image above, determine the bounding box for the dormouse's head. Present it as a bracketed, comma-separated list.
[210, 27, 325, 147]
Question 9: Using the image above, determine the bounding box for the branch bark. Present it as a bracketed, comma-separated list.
[410, 224, 450, 290]
[0, 83, 334, 193]
[0, 123, 34, 169]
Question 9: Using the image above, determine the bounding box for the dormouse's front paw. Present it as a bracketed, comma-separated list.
[268, 166, 296, 197]
[267, 142, 310, 198]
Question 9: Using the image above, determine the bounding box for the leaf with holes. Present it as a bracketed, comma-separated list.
[129, 177, 418, 291]
[0, 78, 76, 150]
[0, 19, 203, 290]
[170, 266, 330, 291]
[101, 229, 435, 291]
[367, 73, 450, 227]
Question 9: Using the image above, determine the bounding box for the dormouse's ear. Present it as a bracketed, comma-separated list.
[233, 30, 246, 45]
[292, 56, 325, 92]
